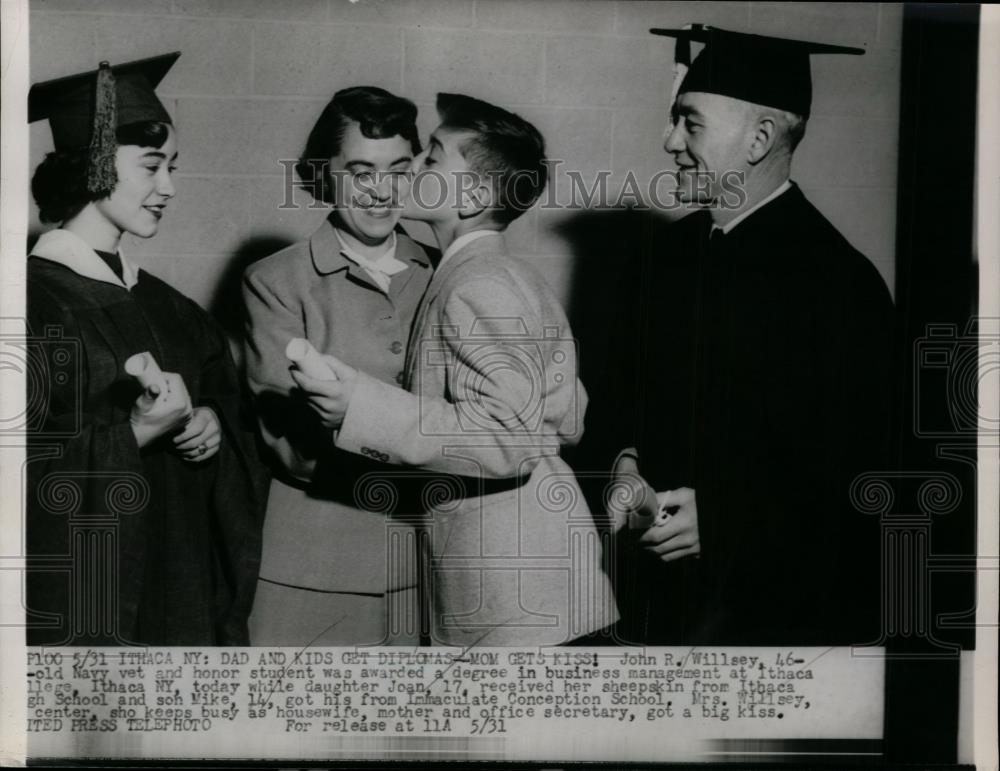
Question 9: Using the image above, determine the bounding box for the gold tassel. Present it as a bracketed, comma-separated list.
[87, 61, 118, 195]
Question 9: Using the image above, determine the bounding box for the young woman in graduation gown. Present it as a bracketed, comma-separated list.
[25, 53, 264, 646]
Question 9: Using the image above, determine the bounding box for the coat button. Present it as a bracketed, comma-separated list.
[389, 341, 403, 355]
[395, 371, 405, 385]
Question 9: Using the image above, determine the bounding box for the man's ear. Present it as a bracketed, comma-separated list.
[458, 180, 493, 220]
[747, 114, 778, 165]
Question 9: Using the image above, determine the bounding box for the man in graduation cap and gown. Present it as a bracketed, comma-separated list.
[25, 54, 264, 645]
[608, 27, 894, 645]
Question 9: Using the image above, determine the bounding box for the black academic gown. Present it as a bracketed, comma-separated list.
[618, 184, 894, 645]
[26, 256, 265, 646]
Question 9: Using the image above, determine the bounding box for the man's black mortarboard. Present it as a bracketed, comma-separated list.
[650, 26, 864, 117]
[29, 52, 180, 194]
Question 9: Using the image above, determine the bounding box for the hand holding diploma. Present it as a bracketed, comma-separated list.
[286, 338, 339, 380]
[608, 450, 699, 561]
[126, 353, 218, 460]
[638, 487, 701, 563]
[608, 450, 661, 530]
[128, 366, 194, 449]
[125, 351, 169, 400]
[287, 344, 358, 430]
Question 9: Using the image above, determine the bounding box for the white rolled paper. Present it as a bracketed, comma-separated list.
[628, 512, 657, 530]
[627, 477, 662, 530]
[285, 338, 338, 380]
[124, 351, 168, 393]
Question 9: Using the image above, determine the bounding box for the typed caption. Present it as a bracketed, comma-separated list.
[25, 646, 883, 761]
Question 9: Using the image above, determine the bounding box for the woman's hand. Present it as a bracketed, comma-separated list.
[129, 372, 193, 448]
[173, 406, 222, 462]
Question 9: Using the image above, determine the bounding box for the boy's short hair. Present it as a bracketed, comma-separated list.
[298, 86, 421, 204]
[436, 92, 547, 225]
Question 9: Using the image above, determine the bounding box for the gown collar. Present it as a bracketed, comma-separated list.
[711, 179, 793, 237]
[31, 228, 139, 289]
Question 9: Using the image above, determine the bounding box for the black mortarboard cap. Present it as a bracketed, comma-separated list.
[650, 26, 864, 117]
[29, 52, 179, 148]
[29, 53, 179, 195]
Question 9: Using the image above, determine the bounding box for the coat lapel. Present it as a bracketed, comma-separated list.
[309, 217, 384, 293]
[312, 218, 432, 297]
[388, 232, 432, 301]
[402, 233, 505, 384]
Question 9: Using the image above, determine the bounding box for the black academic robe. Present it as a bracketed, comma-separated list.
[26, 257, 265, 646]
[618, 184, 894, 645]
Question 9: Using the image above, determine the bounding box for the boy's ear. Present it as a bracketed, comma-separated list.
[458, 180, 493, 220]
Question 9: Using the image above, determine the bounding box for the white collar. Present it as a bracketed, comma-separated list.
[712, 179, 792, 235]
[31, 228, 139, 289]
[439, 229, 501, 270]
[334, 228, 399, 266]
[333, 228, 408, 293]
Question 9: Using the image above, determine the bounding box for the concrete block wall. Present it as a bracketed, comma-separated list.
[28, 0, 902, 318]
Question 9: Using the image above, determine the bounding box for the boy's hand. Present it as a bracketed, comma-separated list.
[290, 354, 358, 429]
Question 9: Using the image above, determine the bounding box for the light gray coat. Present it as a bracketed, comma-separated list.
[243, 219, 432, 643]
[337, 232, 619, 645]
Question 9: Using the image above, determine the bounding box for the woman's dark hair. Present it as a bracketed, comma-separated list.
[32, 120, 171, 224]
[297, 86, 421, 204]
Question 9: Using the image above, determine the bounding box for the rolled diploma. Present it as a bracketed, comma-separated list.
[628, 477, 663, 530]
[124, 351, 168, 394]
[285, 338, 338, 380]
